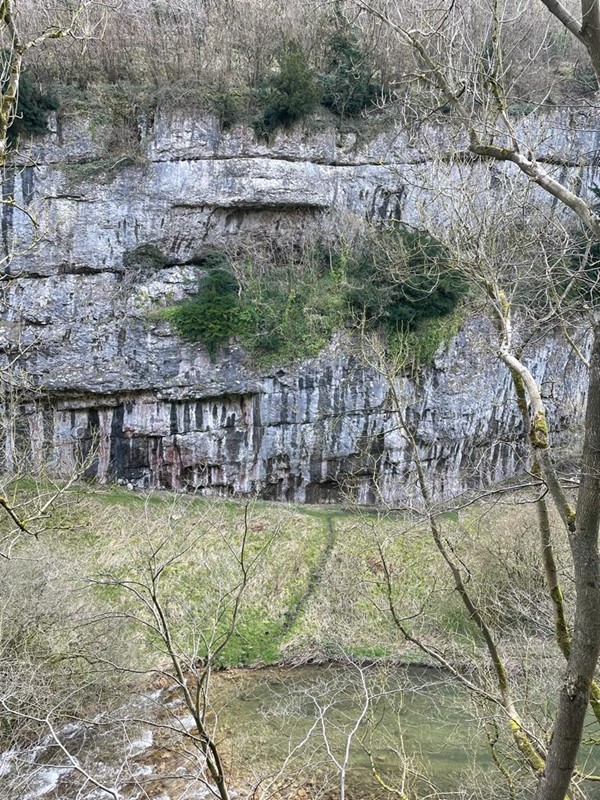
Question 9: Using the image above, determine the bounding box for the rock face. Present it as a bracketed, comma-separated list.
[0, 108, 594, 503]
[21, 320, 585, 506]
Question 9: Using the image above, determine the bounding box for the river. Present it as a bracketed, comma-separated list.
[4, 663, 600, 800]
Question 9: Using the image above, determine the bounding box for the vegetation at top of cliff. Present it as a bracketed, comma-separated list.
[253, 42, 322, 136]
[162, 225, 468, 366]
[320, 12, 383, 118]
[17, 0, 587, 138]
[7, 70, 58, 146]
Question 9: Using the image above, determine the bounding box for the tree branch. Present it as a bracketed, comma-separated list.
[538, 0, 583, 39]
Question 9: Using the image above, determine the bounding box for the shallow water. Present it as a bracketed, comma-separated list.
[215, 664, 491, 797]
[5, 663, 600, 799]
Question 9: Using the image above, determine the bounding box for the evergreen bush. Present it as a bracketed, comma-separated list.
[210, 86, 250, 130]
[8, 71, 58, 144]
[254, 42, 321, 136]
[320, 24, 381, 117]
[346, 225, 468, 333]
[123, 244, 168, 271]
[164, 252, 240, 360]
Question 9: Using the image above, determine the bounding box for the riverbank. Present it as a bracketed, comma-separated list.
[0, 482, 573, 799]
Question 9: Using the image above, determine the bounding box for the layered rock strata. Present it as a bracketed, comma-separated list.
[0, 109, 594, 503]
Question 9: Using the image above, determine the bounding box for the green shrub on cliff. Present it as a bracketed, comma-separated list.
[237, 249, 346, 365]
[123, 243, 168, 271]
[163, 252, 241, 360]
[254, 42, 321, 136]
[8, 71, 58, 145]
[162, 246, 345, 366]
[346, 224, 468, 334]
[162, 230, 466, 367]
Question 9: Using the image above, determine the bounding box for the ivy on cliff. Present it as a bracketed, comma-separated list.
[162, 227, 468, 366]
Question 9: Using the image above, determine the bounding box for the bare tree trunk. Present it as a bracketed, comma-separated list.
[380, 380, 547, 778]
[534, 325, 600, 800]
[581, 0, 600, 77]
[538, 0, 600, 83]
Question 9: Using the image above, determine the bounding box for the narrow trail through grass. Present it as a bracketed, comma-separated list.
[283, 517, 336, 633]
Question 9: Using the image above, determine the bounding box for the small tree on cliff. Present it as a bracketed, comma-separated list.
[345, 0, 600, 797]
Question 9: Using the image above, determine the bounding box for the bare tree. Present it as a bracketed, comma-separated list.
[0, 0, 113, 165]
[85, 497, 279, 800]
[540, 0, 600, 81]
[343, 2, 600, 796]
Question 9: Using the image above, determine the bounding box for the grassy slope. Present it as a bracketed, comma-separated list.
[4, 483, 568, 671]
[0, 482, 575, 800]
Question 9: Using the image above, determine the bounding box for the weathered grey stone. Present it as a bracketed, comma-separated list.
[0, 109, 592, 504]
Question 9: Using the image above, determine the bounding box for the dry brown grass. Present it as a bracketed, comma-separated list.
[14, 0, 592, 117]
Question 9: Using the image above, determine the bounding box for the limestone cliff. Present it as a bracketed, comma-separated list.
[0, 108, 594, 503]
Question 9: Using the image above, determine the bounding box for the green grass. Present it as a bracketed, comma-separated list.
[79, 492, 335, 666]
[2, 483, 568, 672]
